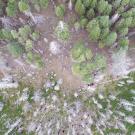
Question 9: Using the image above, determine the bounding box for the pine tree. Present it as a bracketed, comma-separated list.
[75, 0, 85, 15]
[87, 19, 101, 41]
[55, 4, 65, 17]
[18, 0, 29, 12]
[103, 32, 117, 46]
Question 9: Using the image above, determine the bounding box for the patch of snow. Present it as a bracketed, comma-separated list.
[0, 102, 4, 111]
[111, 49, 132, 76]
[126, 79, 134, 84]
[0, 81, 18, 89]
[125, 116, 135, 124]
[33, 90, 42, 102]
[74, 92, 78, 98]
[52, 95, 57, 102]
[27, 122, 37, 133]
[49, 41, 61, 55]
[44, 38, 48, 43]
[20, 88, 29, 102]
[4, 118, 22, 135]
[23, 102, 32, 113]
[54, 85, 60, 91]
[57, 78, 63, 85]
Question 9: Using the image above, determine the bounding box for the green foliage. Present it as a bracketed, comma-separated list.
[97, 0, 112, 15]
[116, 17, 133, 28]
[7, 42, 25, 57]
[87, 9, 95, 19]
[31, 0, 49, 11]
[89, 0, 97, 8]
[18, 25, 31, 42]
[18, 0, 29, 12]
[6, 0, 17, 16]
[130, 0, 135, 6]
[83, 0, 91, 8]
[11, 30, 18, 39]
[71, 41, 106, 83]
[1, 29, 13, 40]
[103, 32, 117, 46]
[74, 22, 81, 31]
[87, 20, 101, 41]
[0, 25, 42, 68]
[71, 42, 86, 62]
[118, 27, 128, 37]
[55, 4, 65, 17]
[26, 51, 43, 68]
[31, 32, 40, 41]
[25, 39, 33, 51]
[75, 0, 85, 15]
[80, 18, 88, 29]
[119, 38, 129, 48]
[55, 21, 70, 41]
[71, 42, 93, 62]
[33, 53, 44, 68]
[100, 27, 109, 40]
[73, 0, 135, 48]
[98, 16, 109, 28]
[0, 0, 4, 15]
[39, 0, 49, 8]
[94, 54, 107, 69]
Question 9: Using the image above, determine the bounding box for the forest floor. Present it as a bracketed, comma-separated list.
[0, 3, 135, 91]
[0, 3, 112, 90]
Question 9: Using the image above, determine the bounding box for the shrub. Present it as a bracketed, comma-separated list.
[94, 54, 107, 70]
[31, 32, 40, 41]
[7, 42, 25, 57]
[55, 4, 65, 17]
[1, 29, 13, 40]
[55, 21, 70, 41]
[71, 42, 86, 62]
[6, 0, 17, 16]
[39, 0, 49, 8]
[18, 25, 31, 41]
[75, 0, 85, 15]
[87, 19, 101, 41]
[0, 0, 4, 15]
[103, 32, 117, 46]
[18, 0, 29, 12]
[80, 18, 88, 29]
[25, 39, 33, 51]
[119, 38, 129, 48]
[11, 30, 18, 39]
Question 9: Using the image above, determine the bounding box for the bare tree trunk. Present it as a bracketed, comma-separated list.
[68, 0, 73, 11]
[110, 13, 120, 25]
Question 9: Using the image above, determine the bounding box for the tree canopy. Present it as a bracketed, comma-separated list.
[74, 0, 135, 48]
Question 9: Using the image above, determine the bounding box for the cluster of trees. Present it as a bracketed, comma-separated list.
[71, 41, 106, 83]
[0, 25, 43, 68]
[0, 0, 48, 68]
[74, 0, 135, 48]
[5, 0, 30, 17]
[3, 0, 49, 17]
